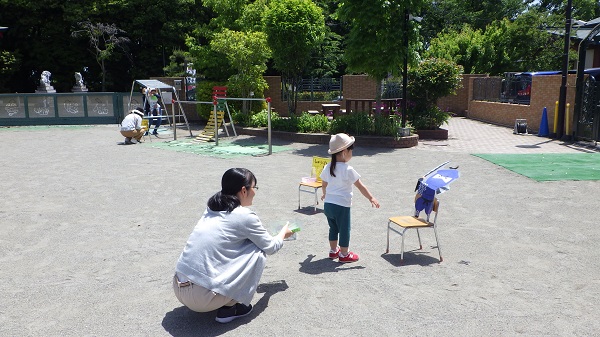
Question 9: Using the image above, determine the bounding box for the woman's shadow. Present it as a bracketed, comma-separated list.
[161, 280, 288, 337]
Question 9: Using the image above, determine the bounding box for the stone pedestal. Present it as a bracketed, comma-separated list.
[35, 85, 56, 93]
[72, 85, 88, 92]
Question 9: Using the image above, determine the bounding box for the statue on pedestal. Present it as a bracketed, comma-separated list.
[35, 70, 56, 93]
[72, 72, 88, 92]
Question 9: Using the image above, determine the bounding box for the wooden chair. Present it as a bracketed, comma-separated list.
[385, 194, 442, 264]
[298, 156, 330, 212]
[141, 118, 151, 142]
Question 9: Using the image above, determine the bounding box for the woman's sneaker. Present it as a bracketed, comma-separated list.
[338, 251, 359, 263]
[215, 303, 253, 323]
[329, 247, 340, 259]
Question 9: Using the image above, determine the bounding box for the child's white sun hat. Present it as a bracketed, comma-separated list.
[328, 133, 355, 154]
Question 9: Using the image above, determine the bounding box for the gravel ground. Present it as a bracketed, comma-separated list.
[1, 121, 599, 337]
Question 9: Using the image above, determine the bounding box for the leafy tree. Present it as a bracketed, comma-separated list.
[499, 12, 573, 72]
[426, 13, 576, 75]
[420, 0, 529, 46]
[0, 0, 96, 91]
[0, 50, 20, 91]
[210, 29, 271, 113]
[305, 0, 346, 78]
[163, 49, 194, 77]
[534, 0, 600, 21]
[71, 21, 131, 91]
[426, 24, 486, 74]
[407, 58, 463, 129]
[263, 0, 326, 114]
[187, 0, 248, 82]
[338, 0, 426, 100]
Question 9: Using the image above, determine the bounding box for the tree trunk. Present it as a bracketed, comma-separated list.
[101, 59, 106, 92]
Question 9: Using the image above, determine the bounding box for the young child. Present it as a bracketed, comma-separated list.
[320, 133, 380, 263]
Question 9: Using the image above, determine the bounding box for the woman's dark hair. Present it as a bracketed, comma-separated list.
[329, 144, 353, 177]
[207, 168, 257, 212]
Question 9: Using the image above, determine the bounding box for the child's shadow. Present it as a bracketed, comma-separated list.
[161, 280, 288, 337]
[298, 254, 365, 275]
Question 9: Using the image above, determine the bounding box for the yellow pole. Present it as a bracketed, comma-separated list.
[565, 103, 570, 136]
[553, 101, 559, 134]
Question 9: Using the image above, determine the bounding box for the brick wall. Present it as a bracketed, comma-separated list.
[342, 75, 377, 100]
[263, 75, 377, 116]
[437, 74, 487, 116]
[467, 74, 578, 133]
[198, 72, 582, 133]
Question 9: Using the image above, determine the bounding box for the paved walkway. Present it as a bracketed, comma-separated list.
[418, 117, 599, 154]
[1, 118, 599, 336]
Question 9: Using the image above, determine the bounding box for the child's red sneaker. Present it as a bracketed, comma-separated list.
[329, 247, 340, 259]
[338, 251, 359, 263]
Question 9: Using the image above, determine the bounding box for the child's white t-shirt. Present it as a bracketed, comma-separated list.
[320, 162, 361, 207]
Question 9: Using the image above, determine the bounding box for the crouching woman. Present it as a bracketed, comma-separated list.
[173, 168, 293, 323]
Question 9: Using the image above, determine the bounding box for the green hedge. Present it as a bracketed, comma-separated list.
[244, 111, 398, 137]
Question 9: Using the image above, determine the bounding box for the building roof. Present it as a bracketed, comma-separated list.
[547, 17, 600, 44]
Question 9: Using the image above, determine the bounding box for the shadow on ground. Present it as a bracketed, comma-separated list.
[162, 280, 289, 337]
[298, 254, 365, 275]
[381, 251, 442, 267]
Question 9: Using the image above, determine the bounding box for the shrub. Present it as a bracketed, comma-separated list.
[408, 58, 462, 129]
[407, 106, 451, 130]
[272, 116, 298, 132]
[231, 109, 250, 127]
[329, 112, 372, 136]
[372, 113, 397, 137]
[296, 113, 330, 133]
[249, 110, 280, 127]
[195, 81, 227, 121]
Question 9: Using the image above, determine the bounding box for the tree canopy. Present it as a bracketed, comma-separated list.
[0, 0, 597, 93]
[263, 0, 326, 113]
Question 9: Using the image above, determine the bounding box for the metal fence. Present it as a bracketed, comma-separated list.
[0, 92, 140, 126]
[472, 75, 532, 105]
[382, 78, 403, 99]
[577, 76, 600, 141]
[283, 77, 343, 101]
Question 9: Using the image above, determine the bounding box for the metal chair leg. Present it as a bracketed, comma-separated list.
[400, 228, 407, 263]
[386, 221, 390, 253]
[434, 227, 443, 262]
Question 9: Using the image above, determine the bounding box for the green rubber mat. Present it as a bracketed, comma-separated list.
[146, 138, 291, 158]
[473, 153, 600, 181]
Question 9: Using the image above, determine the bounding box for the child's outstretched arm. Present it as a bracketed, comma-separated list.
[321, 181, 328, 201]
[354, 179, 380, 208]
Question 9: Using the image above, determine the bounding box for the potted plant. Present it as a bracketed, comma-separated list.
[407, 58, 463, 139]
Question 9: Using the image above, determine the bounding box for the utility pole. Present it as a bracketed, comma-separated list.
[401, 9, 409, 128]
[556, 0, 573, 139]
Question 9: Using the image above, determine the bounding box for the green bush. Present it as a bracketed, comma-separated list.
[231, 109, 250, 127]
[408, 58, 462, 129]
[329, 112, 372, 136]
[372, 114, 397, 137]
[295, 113, 330, 133]
[249, 110, 280, 127]
[244, 110, 397, 137]
[407, 106, 451, 130]
[195, 80, 227, 121]
[272, 116, 298, 132]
